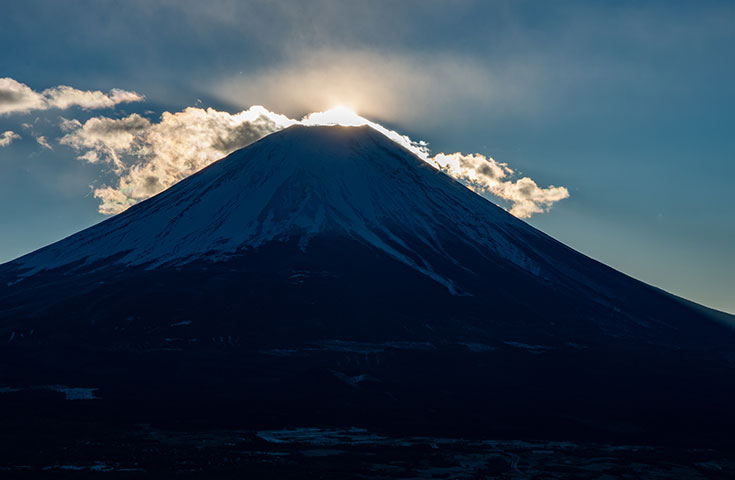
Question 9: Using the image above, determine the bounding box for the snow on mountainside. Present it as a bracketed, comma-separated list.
[4, 124, 734, 337]
[8, 125, 548, 293]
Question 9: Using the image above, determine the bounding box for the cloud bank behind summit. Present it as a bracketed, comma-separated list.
[58, 104, 569, 218]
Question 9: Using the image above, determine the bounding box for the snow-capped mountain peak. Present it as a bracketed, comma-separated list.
[10, 125, 541, 292]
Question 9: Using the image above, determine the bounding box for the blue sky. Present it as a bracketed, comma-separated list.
[0, 0, 733, 313]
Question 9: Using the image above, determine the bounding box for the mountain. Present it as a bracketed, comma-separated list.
[1, 125, 734, 446]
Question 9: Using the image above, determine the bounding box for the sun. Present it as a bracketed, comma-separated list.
[302, 105, 369, 127]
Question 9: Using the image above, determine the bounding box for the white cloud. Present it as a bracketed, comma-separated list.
[428, 153, 569, 218]
[0, 77, 144, 116]
[0, 130, 21, 148]
[59, 114, 151, 170]
[35, 135, 53, 151]
[429, 153, 514, 188]
[59, 105, 568, 217]
[61, 106, 295, 214]
[491, 177, 570, 218]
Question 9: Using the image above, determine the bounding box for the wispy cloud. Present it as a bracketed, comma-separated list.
[0, 130, 21, 148]
[19, 121, 55, 151]
[34, 135, 53, 151]
[0, 78, 144, 116]
[59, 105, 568, 217]
[214, 48, 533, 126]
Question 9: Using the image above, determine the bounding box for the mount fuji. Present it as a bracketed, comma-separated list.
[1, 125, 734, 446]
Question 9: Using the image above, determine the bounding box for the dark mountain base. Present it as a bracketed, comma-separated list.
[1, 420, 734, 478]
[2, 341, 735, 445]
[2, 237, 735, 476]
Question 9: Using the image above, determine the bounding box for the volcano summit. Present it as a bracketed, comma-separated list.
[1, 125, 734, 450]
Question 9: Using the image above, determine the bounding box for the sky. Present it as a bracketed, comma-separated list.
[0, 0, 733, 313]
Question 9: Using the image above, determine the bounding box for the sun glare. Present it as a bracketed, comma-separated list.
[302, 105, 369, 127]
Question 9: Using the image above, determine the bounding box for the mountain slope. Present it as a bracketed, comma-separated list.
[1, 125, 734, 445]
[2, 125, 731, 344]
[8, 125, 540, 291]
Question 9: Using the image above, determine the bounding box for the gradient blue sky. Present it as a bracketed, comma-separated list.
[0, 0, 733, 313]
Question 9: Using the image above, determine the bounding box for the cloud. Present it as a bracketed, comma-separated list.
[35, 135, 53, 151]
[19, 120, 55, 151]
[60, 106, 295, 214]
[0, 78, 144, 116]
[59, 105, 568, 217]
[428, 153, 570, 218]
[0, 131, 21, 148]
[492, 177, 570, 218]
[429, 153, 514, 189]
[59, 114, 151, 170]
